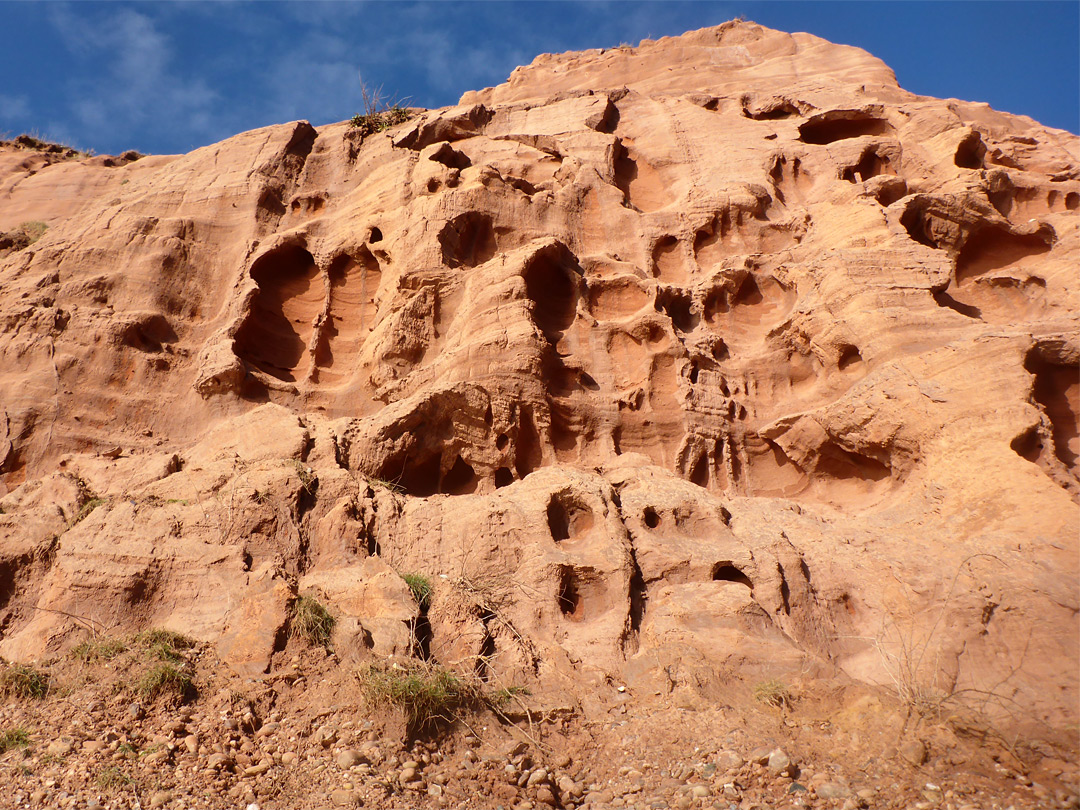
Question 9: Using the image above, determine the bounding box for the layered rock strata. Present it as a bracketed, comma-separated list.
[1, 21, 1077, 744]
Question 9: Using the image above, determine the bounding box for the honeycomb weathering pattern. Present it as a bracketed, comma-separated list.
[0, 21, 1077, 741]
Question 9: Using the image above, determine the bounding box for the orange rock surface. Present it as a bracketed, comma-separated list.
[1, 21, 1076, 745]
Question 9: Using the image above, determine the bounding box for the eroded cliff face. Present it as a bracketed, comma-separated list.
[1, 21, 1076, 741]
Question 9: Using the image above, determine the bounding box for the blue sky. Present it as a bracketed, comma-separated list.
[2, 1, 1077, 156]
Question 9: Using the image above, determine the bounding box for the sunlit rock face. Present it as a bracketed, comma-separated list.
[1, 21, 1076, 740]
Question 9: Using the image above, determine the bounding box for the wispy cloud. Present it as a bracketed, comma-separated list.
[48, 5, 219, 153]
[0, 94, 32, 128]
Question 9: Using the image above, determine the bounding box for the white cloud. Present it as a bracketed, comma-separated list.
[48, 5, 220, 153]
[0, 94, 32, 125]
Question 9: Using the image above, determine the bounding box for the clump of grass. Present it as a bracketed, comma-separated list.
[0, 221, 50, 253]
[357, 661, 479, 735]
[488, 685, 531, 708]
[349, 106, 411, 136]
[754, 678, 794, 710]
[368, 475, 404, 494]
[71, 635, 127, 662]
[135, 629, 195, 663]
[0, 728, 31, 753]
[69, 496, 106, 527]
[289, 459, 317, 497]
[5, 133, 85, 157]
[349, 80, 412, 136]
[290, 594, 335, 650]
[19, 221, 47, 243]
[0, 663, 51, 699]
[137, 662, 191, 702]
[96, 764, 135, 789]
[401, 573, 433, 610]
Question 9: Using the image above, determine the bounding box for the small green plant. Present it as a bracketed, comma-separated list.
[137, 662, 191, 702]
[135, 629, 195, 663]
[71, 635, 128, 662]
[0, 728, 31, 753]
[20, 221, 48, 243]
[349, 80, 412, 136]
[753, 679, 794, 710]
[401, 573, 433, 610]
[0, 663, 51, 699]
[368, 475, 404, 494]
[290, 459, 317, 496]
[357, 661, 479, 735]
[290, 594, 335, 650]
[489, 685, 531, 708]
[96, 764, 135, 789]
[69, 497, 106, 527]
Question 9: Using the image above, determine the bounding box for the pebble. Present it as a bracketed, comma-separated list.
[338, 750, 365, 769]
[768, 748, 794, 776]
[255, 722, 280, 738]
[527, 767, 549, 787]
[330, 788, 360, 806]
[900, 739, 928, 766]
[749, 747, 772, 765]
[148, 790, 173, 808]
[716, 750, 744, 771]
[818, 781, 850, 799]
[46, 739, 74, 757]
[207, 752, 233, 770]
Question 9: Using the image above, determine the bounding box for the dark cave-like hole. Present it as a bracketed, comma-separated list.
[441, 455, 478, 496]
[798, 113, 894, 145]
[557, 567, 582, 620]
[712, 563, 753, 589]
[838, 345, 862, 371]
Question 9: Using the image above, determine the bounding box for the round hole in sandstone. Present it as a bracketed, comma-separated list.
[712, 564, 752, 588]
[441, 456, 478, 496]
[954, 132, 985, 170]
[1066, 192, 1079, 211]
[368, 226, 383, 243]
[838, 345, 863, 371]
[547, 495, 594, 541]
[496, 433, 509, 451]
[439, 212, 497, 268]
[557, 567, 583, 620]
[524, 248, 579, 340]
[494, 467, 514, 488]
[233, 244, 321, 382]
[688, 455, 709, 487]
[643, 507, 660, 529]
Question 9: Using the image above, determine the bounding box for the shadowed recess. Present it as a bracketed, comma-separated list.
[798, 110, 895, 145]
[439, 212, 497, 268]
[234, 244, 321, 382]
